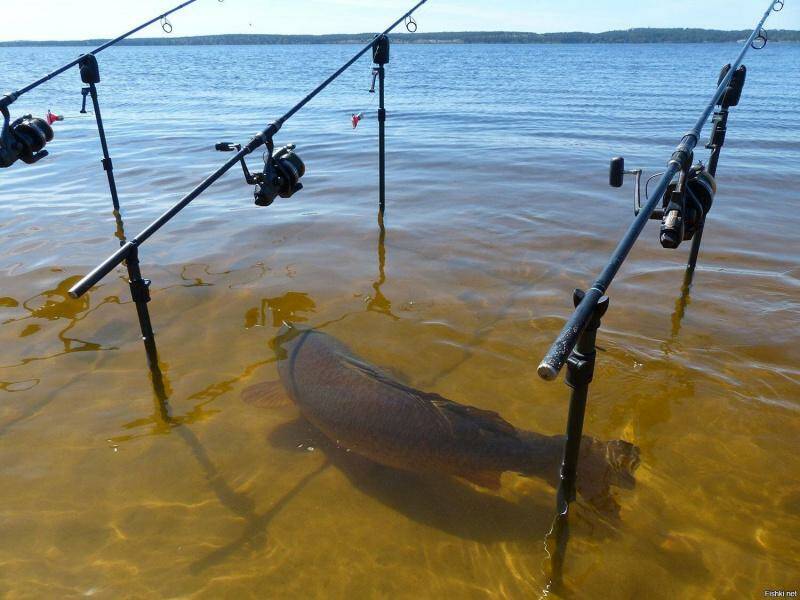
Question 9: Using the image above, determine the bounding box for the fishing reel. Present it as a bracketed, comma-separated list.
[610, 156, 716, 249]
[216, 140, 305, 207]
[0, 105, 54, 168]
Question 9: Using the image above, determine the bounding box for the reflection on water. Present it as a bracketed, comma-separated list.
[665, 265, 696, 355]
[113, 210, 127, 245]
[190, 459, 331, 574]
[21, 275, 90, 321]
[112, 345, 275, 445]
[104, 299, 346, 579]
[0, 379, 39, 393]
[1, 274, 118, 369]
[366, 222, 399, 320]
[245, 291, 317, 329]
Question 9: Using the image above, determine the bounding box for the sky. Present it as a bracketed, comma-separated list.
[2, 0, 798, 41]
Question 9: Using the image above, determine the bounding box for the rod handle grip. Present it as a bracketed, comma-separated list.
[69, 242, 135, 298]
[537, 288, 604, 381]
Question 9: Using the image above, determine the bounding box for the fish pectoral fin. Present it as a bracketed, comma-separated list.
[241, 381, 292, 409]
[459, 469, 503, 491]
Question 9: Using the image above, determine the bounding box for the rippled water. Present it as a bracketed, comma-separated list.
[1, 43, 799, 598]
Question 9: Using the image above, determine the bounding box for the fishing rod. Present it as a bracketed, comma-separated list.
[541, 0, 785, 588]
[540, 0, 783, 382]
[66, 0, 429, 371]
[0, 0, 219, 179]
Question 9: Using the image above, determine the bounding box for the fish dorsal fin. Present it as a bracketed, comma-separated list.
[338, 355, 452, 428]
[431, 398, 519, 438]
[339, 354, 518, 439]
[338, 355, 422, 397]
[339, 355, 411, 387]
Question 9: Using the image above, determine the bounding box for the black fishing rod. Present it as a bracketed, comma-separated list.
[541, 0, 784, 589]
[68, 0, 429, 302]
[538, 0, 784, 382]
[0, 0, 217, 171]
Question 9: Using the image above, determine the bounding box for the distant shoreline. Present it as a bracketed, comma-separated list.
[2, 29, 800, 47]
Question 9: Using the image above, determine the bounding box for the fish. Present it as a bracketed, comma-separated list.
[245, 325, 640, 511]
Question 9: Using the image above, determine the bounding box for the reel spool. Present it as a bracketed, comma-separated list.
[254, 144, 305, 207]
[216, 141, 305, 207]
[661, 164, 716, 245]
[0, 112, 54, 167]
[610, 157, 717, 248]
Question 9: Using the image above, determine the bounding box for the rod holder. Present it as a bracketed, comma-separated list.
[374, 35, 390, 217]
[547, 289, 609, 585]
[83, 77, 121, 211]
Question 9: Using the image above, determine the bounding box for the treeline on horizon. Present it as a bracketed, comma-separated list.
[3, 29, 800, 46]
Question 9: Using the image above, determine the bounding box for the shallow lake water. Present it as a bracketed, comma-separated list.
[0, 42, 799, 598]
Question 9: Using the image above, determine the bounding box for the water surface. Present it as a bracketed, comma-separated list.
[0, 43, 799, 598]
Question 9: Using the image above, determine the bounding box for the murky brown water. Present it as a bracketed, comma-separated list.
[1, 43, 799, 598]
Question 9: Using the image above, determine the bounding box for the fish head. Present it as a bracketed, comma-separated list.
[271, 321, 311, 362]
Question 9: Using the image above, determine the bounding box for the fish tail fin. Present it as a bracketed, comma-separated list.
[586, 437, 640, 488]
[576, 436, 640, 515]
[515, 432, 639, 489]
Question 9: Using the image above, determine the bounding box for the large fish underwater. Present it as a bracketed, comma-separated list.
[244, 325, 640, 512]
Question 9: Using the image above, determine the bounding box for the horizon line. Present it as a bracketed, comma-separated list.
[3, 28, 800, 46]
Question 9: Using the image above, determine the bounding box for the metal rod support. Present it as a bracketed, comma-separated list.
[125, 246, 158, 365]
[686, 221, 705, 272]
[686, 71, 738, 275]
[546, 290, 609, 585]
[378, 64, 386, 216]
[88, 83, 121, 211]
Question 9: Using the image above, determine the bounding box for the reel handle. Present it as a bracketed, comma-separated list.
[609, 156, 651, 217]
[609, 156, 626, 188]
[215, 142, 240, 152]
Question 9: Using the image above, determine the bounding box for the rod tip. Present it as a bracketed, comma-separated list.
[537, 363, 559, 381]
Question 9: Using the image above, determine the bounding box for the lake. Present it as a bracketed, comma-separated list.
[1, 42, 799, 598]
